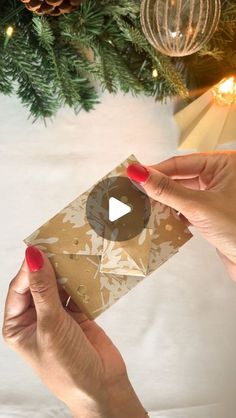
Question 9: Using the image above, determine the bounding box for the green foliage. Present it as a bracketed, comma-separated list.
[182, 0, 236, 90]
[0, 0, 236, 120]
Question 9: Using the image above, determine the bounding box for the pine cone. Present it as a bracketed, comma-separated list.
[21, 0, 83, 16]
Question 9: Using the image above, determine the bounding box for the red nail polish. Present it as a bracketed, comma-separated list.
[25, 246, 44, 272]
[127, 164, 150, 184]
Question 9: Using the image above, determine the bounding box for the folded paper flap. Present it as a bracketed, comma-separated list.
[49, 252, 143, 319]
[100, 227, 153, 276]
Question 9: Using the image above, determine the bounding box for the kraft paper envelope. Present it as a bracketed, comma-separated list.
[24, 155, 192, 319]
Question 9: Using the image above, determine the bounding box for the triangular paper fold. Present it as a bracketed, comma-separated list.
[175, 88, 236, 151]
[100, 227, 153, 277]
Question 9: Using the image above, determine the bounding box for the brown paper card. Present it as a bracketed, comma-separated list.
[24, 155, 192, 319]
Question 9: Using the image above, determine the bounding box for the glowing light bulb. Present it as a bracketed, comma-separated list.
[6, 26, 14, 37]
[213, 76, 236, 105]
[188, 26, 194, 35]
[170, 31, 177, 38]
[152, 69, 158, 78]
[218, 77, 234, 94]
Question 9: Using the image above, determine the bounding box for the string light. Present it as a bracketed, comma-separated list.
[212, 76, 236, 105]
[6, 26, 14, 37]
[4, 26, 14, 48]
[152, 69, 158, 78]
[217, 77, 234, 94]
[187, 26, 194, 35]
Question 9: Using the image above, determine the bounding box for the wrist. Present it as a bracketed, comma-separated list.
[217, 250, 236, 281]
[103, 374, 146, 418]
[70, 374, 146, 418]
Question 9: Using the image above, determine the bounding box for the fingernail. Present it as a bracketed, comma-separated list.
[127, 164, 150, 184]
[25, 246, 44, 272]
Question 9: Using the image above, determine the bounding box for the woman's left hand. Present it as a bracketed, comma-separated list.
[2, 246, 146, 418]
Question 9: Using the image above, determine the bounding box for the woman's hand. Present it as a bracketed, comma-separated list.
[2, 246, 146, 418]
[127, 151, 236, 281]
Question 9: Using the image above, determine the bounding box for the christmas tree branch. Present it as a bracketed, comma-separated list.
[0, 0, 235, 119]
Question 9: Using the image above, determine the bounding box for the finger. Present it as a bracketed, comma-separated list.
[4, 260, 31, 320]
[58, 286, 71, 307]
[58, 288, 89, 324]
[175, 178, 202, 191]
[127, 164, 203, 214]
[14, 307, 37, 327]
[57, 284, 88, 327]
[25, 246, 63, 324]
[58, 286, 83, 313]
[66, 297, 84, 313]
[68, 311, 90, 326]
[149, 153, 221, 179]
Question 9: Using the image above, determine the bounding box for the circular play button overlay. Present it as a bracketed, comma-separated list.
[86, 176, 151, 242]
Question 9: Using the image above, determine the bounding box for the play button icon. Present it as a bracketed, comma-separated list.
[86, 176, 151, 242]
[109, 197, 131, 222]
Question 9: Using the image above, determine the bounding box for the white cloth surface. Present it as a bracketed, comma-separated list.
[0, 91, 236, 418]
[0, 403, 231, 418]
[0, 406, 71, 418]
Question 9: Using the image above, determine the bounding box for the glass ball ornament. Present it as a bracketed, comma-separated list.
[140, 0, 221, 57]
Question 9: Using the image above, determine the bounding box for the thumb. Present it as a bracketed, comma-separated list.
[127, 163, 201, 214]
[25, 246, 62, 322]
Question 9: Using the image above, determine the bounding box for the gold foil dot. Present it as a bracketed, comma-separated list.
[178, 236, 182, 240]
[121, 196, 128, 203]
[84, 295, 90, 304]
[73, 238, 79, 245]
[165, 224, 173, 231]
[77, 285, 87, 295]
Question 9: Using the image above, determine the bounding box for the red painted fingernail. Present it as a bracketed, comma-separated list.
[25, 246, 44, 272]
[127, 164, 150, 184]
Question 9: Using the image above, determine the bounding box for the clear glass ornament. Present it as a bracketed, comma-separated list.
[140, 0, 221, 57]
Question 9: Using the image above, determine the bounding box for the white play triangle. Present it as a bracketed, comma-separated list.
[108, 197, 131, 222]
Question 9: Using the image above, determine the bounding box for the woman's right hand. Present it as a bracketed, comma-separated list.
[127, 151, 236, 280]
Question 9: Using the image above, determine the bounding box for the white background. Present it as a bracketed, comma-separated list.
[0, 91, 236, 418]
